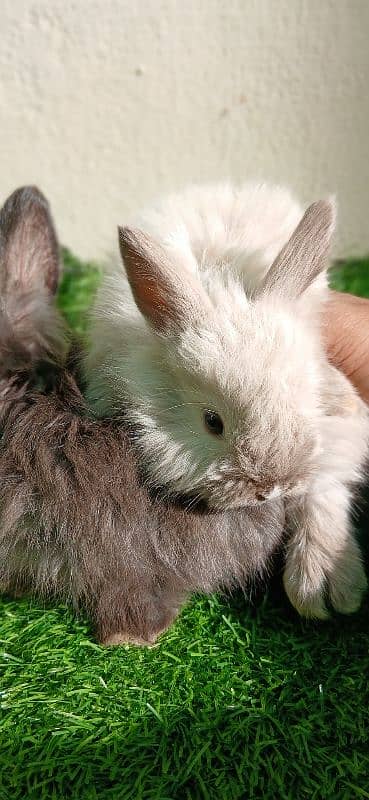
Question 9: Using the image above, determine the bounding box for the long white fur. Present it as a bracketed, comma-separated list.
[85, 181, 369, 619]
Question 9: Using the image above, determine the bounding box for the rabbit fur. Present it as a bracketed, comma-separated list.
[85, 182, 369, 620]
[0, 186, 286, 645]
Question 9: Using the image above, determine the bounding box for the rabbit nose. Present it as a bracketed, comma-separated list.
[255, 491, 267, 502]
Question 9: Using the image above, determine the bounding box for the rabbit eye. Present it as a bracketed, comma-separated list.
[203, 410, 224, 436]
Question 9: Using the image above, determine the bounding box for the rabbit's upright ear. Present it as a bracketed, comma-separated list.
[260, 198, 336, 299]
[0, 186, 60, 298]
[118, 227, 210, 333]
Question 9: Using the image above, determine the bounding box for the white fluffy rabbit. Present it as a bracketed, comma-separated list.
[85, 182, 369, 620]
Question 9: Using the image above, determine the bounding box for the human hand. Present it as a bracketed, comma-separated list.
[325, 291, 369, 404]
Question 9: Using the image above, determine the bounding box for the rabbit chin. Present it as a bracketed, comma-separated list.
[203, 485, 282, 511]
[201, 480, 309, 511]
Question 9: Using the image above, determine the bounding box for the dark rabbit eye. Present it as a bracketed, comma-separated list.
[203, 410, 224, 436]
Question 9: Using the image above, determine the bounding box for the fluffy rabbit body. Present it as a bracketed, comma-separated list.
[0, 186, 285, 645]
[86, 182, 369, 620]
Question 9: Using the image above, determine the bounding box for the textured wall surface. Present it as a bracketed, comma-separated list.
[1, 0, 369, 261]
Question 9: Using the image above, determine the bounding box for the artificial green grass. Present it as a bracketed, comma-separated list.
[1, 254, 369, 800]
[57, 248, 102, 335]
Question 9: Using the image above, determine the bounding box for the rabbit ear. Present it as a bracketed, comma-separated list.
[260, 199, 336, 298]
[0, 185, 60, 297]
[118, 226, 210, 333]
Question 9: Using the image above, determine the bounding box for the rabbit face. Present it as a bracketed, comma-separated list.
[86, 193, 334, 511]
[120, 292, 321, 509]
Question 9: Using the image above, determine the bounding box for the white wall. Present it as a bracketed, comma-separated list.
[1, 0, 369, 261]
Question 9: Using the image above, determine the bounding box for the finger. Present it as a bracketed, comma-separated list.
[324, 291, 369, 404]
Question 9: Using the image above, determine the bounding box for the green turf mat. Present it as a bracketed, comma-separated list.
[0, 253, 368, 800]
[330, 256, 369, 297]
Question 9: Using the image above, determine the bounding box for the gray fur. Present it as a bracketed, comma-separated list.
[0, 187, 284, 645]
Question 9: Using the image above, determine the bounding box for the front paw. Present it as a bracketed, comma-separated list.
[283, 542, 367, 620]
[328, 550, 367, 615]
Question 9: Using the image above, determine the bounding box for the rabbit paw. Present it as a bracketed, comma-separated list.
[97, 601, 179, 647]
[101, 623, 173, 647]
[328, 554, 367, 615]
[283, 544, 367, 620]
[102, 631, 159, 647]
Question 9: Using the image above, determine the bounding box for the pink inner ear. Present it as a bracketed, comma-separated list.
[127, 266, 180, 332]
[119, 227, 191, 333]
